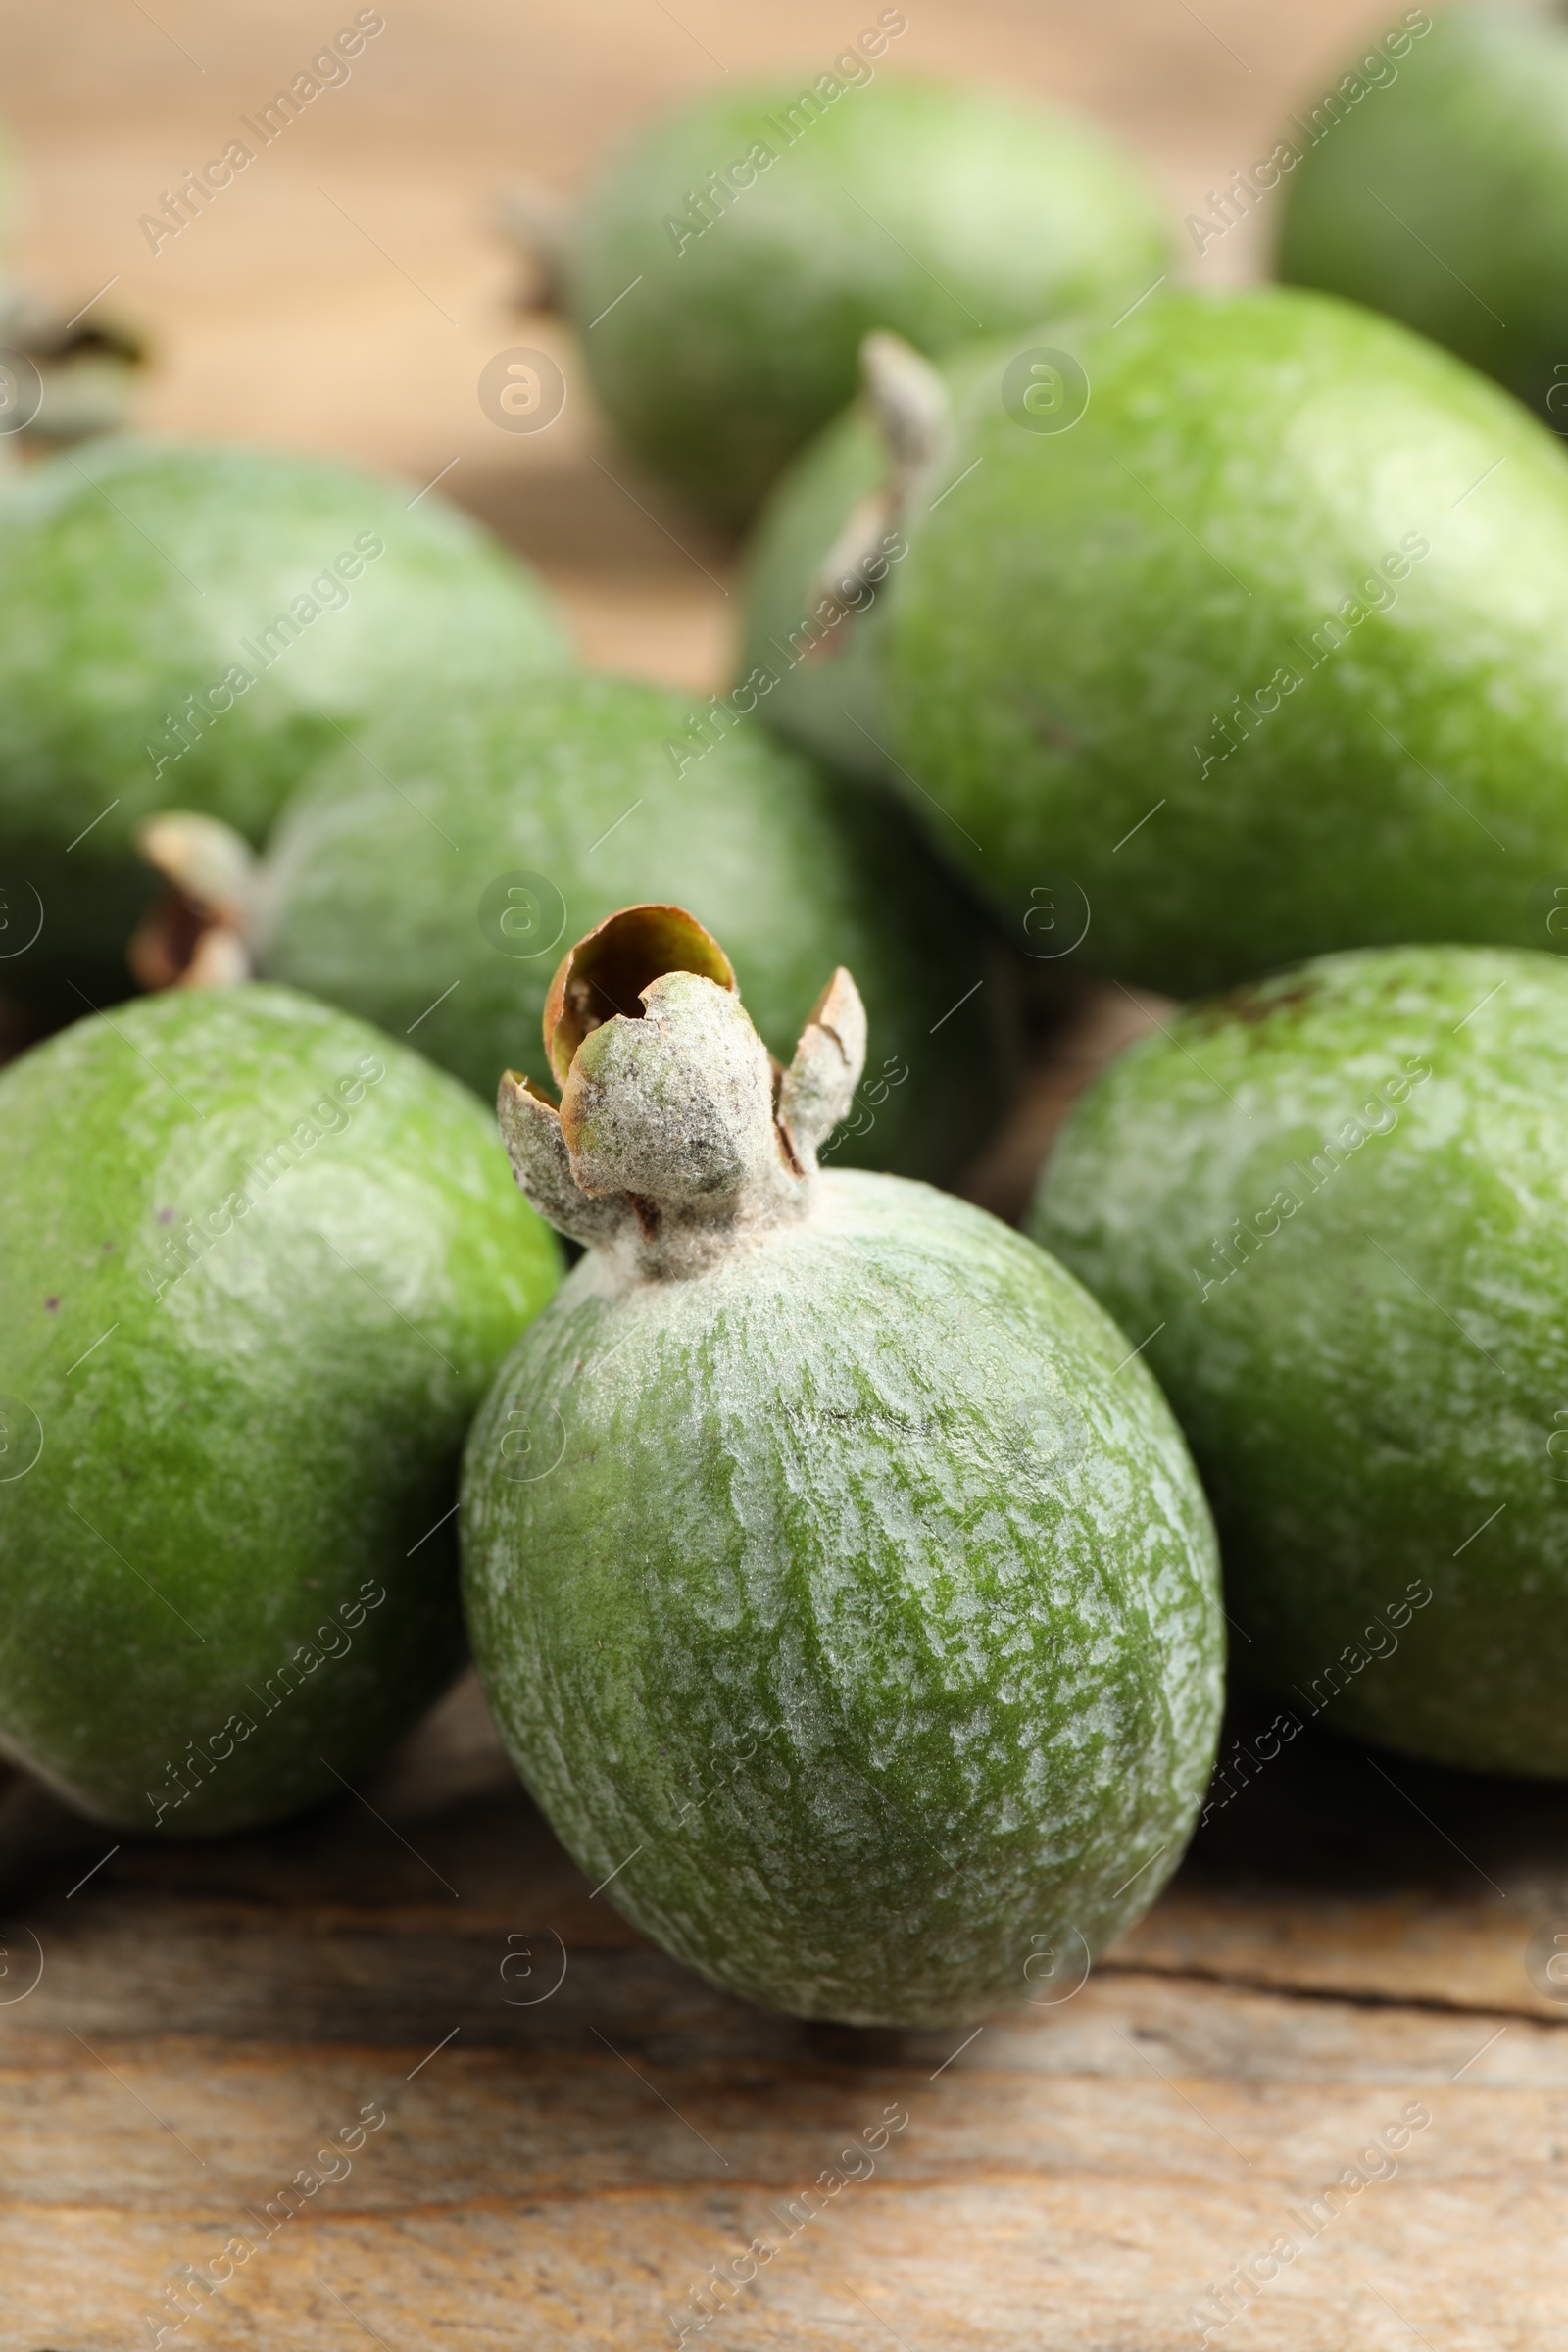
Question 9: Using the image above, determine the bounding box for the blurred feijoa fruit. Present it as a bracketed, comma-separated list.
[738, 333, 1015, 786]
[559, 72, 1170, 525]
[867, 288, 1568, 995]
[1277, 7, 1568, 433]
[0, 438, 570, 1010]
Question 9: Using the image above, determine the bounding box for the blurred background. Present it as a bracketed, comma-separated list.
[1, 0, 1408, 687]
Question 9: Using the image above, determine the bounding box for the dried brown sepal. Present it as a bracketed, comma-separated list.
[492, 180, 574, 314]
[810, 331, 952, 621]
[542, 903, 735, 1088]
[778, 967, 868, 1169]
[495, 1070, 634, 1250]
[560, 968, 779, 1206]
[128, 812, 259, 993]
[0, 287, 146, 448]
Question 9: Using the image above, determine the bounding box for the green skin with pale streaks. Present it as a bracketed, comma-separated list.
[1278, 7, 1568, 433]
[875, 289, 1568, 995]
[567, 75, 1169, 526]
[1030, 945, 1568, 1778]
[257, 676, 1013, 1184]
[0, 438, 569, 1006]
[0, 985, 560, 1833]
[463, 1174, 1222, 2027]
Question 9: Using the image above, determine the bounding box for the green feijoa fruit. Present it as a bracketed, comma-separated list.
[1030, 944, 1568, 1778]
[562, 74, 1169, 525]
[1277, 8, 1568, 432]
[462, 905, 1222, 2027]
[882, 287, 1568, 994]
[738, 336, 1011, 785]
[0, 437, 570, 1007]
[231, 675, 1013, 1184]
[0, 983, 560, 1833]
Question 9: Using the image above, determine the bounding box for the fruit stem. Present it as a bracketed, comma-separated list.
[128, 811, 257, 992]
[498, 903, 866, 1280]
[0, 283, 146, 450]
[492, 180, 574, 312]
[810, 331, 951, 619]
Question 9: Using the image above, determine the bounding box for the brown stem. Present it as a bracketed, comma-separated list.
[127, 812, 257, 993]
[809, 332, 952, 620]
[491, 181, 574, 313]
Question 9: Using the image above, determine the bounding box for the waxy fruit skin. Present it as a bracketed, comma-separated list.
[0, 983, 560, 1833]
[463, 922, 1222, 2026]
[1033, 945, 1568, 1776]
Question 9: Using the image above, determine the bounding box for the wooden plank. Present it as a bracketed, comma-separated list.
[0, 1676, 1564, 2348]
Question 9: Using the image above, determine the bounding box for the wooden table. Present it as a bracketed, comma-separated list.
[5, 2, 1561, 2342]
[3, 1674, 1564, 2351]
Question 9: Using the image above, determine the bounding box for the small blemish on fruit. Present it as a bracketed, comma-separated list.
[44, 1296, 60, 1312]
[1196, 976, 1323, 1032]
[157, 1208, 176, 1225]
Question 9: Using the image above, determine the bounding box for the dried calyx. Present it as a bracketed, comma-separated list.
[498, 904, 867, 1280]
[128, 811, 259, 991]
[810, 330, 952, 622]
[0, 287, 146, 448]
[492, 180, 574, 313]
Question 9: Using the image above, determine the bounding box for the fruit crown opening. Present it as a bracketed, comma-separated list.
[499, 902, 867, 1278]
[542, 904, 735, 1087]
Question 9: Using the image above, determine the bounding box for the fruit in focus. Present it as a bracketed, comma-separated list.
[0, 984, 560, 1832]
[1030, 945, 1568, 1776]
[462, 904, 1223, 2025]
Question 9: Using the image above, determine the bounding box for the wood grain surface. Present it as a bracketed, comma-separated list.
[3, 3, 1561, 2345]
